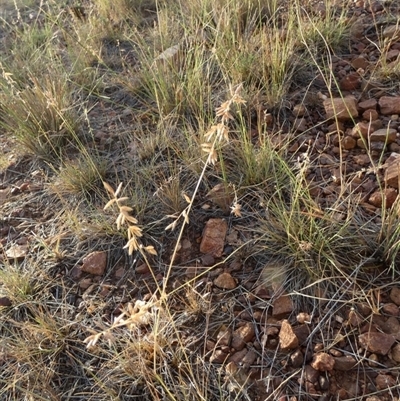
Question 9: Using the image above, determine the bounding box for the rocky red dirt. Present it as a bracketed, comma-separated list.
[1, 1, 400, 400]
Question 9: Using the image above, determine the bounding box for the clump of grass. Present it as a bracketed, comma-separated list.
[51, 153, 108, 196]
[0, 73, 81, 161]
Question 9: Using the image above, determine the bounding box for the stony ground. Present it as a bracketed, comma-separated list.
[1, 0, 400, 400]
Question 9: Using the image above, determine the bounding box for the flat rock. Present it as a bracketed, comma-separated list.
[200, 218, 228, 257]
[81, 251, 107, 275]
[0, 296, 12, 307]
[333, 355, 357, 371]
[369, 128, 397, 143]
[384, 153, 400, 188]
[214, 272, 237, 290]
[358, 98, 377, 110]
[383, 25, 400, 40]
[358, 332, 396, 355]
[272, 294, 294, 318]
[389, 287, 400, 306]
[323, 97, 358, 121]
[311, 352, 335, 371]
[231, 323, 255, 351]
[279, 320, 298, 350]
[5, 244, 28, 260]
[379, 96, 400, 115]
[390, 343, 400, 363]
[210, 349, 229, 364]
[375, 373, 396, 390]
[368, 188, 398, 208]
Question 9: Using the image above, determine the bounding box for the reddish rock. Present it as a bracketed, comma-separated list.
[293, 324, 310, 345]
[362, 109, 379, 121]
[304, 364, 319, 383]
[390, 343, 400, 362]
[351, 121, 372, 138]
[383, 25, 400, 40]
[217, 326, 232, 347]
[382, 303, 399, 316]
[290, 349, 304, 367]
[272, 294, 293, 318]
[358, 98, 377, 110]
[384, 154, 400, 188]
[382, 316, 400, 339]
[358, 332, 396, 355]
[136, 263, 150, 274]
[368, 188, 398, 208]
[227, 348, 248, 364]
[210, 349, 229, 363]
[214, 272, 237, 290]
[293, 103, 306, 117]
[351, 56, 369, 70]
[333, 355, 357, 371]
[0, 297, 12, 307]
[311, 352, 335, 371]
[379, 96, 400, 115]
[200, 218, 228, 257]
[231, 323, 255, 351]
[369, 128, 397, 143]
[81, 251, 107, 275]
[339, 73, 361, 91]
[342, 136, 356, 149]
[324, 97, 358, 121]
[279, 320, 298, 350]
[390, 287, 400, 305]
[375, 373, 396, 390]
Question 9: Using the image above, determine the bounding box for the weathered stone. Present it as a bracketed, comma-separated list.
[293, 324, 310, 345]
[333, 355, 357, 371]
[357, 139, 385, 151]
[293, 104, 306, 117]
[381, 303, 399, 316]
[390, 343, 400, 362]
[231, 323, 255, 351]
[290, 349, 304, 368]
[214, 272, 237, 290]
[342, 136, 356, 149]
[279, 320, 298, 350]
[216, 325, 232, 347]
[81, 251, 107, 275]
[200, 218, 228, 257]
[369, 128, 397, 143]
[293, 117, 307, 132]
[358, 98, 377, 110]
[384, 154, 400, 188]
[304, 365, 319, 383]
[351, 121, 372, 138]
[368, 188, 398, 208]
[389, 287, 400, 305]
[362, 109, 379, 121]
[227, 348, 248, 364]
[210, 349, 229, 363]
[379, 96, 400, 115]
[0, 297, 12, 307]
[272, 294, 293, 318]
[358, 332, 396, 355]
[383, 25, 400, 40]
[382, 315, 399, 334]
[375, 373, 396, 389]
[5, 244, 28, 260]
[339, 73, 361, 91]
[311, 352, 335, 371]
[323, 97, 358, 121]
[351, 56, 369, 70]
